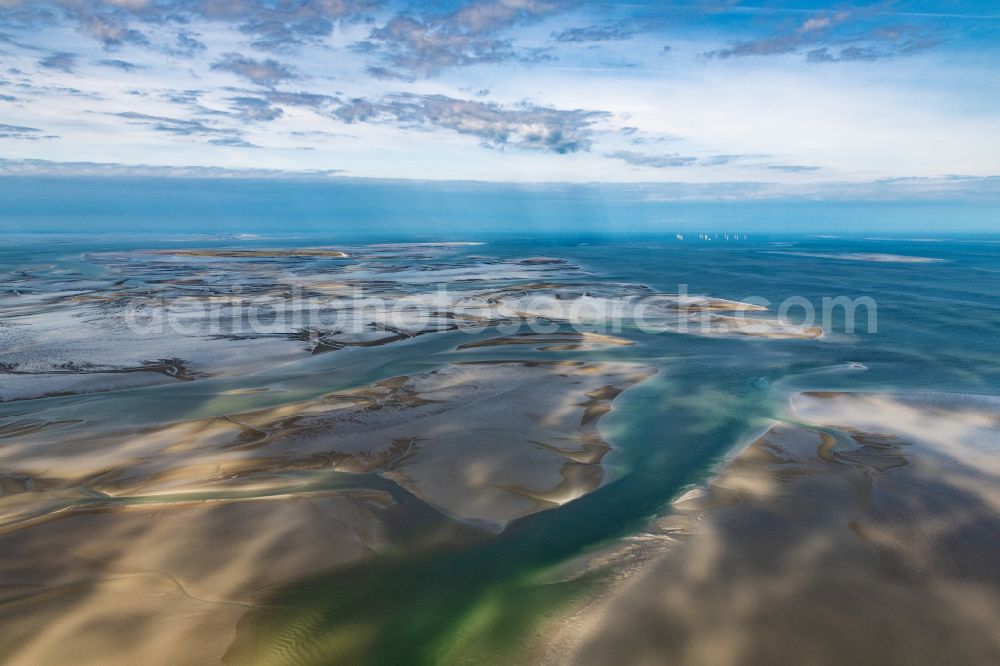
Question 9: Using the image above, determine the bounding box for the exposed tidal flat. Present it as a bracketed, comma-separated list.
[0, 235, 999, 664]
[528, 392, 1000, 665]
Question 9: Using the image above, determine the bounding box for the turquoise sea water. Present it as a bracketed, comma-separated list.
[2, 230, 999, 662]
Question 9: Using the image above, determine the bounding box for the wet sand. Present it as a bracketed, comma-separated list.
[0, 242, 859, 664]
[457, 331, 635, 352]
[1, 245, 819, 402]
[531, 391, 1000, 666]
[0, 359, 654, 665]
[706, 314, 823, 339]
[161, 248, 350, 258]
[767, 251, 944, 263]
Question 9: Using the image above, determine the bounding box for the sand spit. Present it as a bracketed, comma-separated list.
[0, 359, 654, 666]
[0, 360, 656, 532]
[160, 248, 350, 258]
[535, 391, 1000, 666]
[767, 251, 944, 263]
[457, 331, 635, 352]
[709, 314, 824, 339]
[518, 257, 569, 265]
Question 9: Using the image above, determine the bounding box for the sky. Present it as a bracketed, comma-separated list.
[0, 0, 999, 197]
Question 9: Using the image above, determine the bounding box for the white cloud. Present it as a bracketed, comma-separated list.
[0, 0, 998, 185]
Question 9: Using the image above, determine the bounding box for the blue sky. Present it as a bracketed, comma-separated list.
[1, 1, 999, 196]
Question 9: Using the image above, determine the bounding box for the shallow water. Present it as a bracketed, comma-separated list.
[1, 233, 999, 664]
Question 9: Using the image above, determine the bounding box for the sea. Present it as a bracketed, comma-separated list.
[1, 180, 999, 662]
